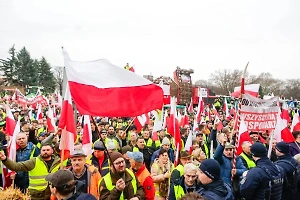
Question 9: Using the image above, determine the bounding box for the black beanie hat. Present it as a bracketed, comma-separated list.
[199, 159, 220, 181]
[276, 142, 290, 154]
[250, 142, 267, 157]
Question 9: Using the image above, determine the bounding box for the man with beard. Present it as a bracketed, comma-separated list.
[68, 148, 101, 199]
[99, 151, 145, 200]
[0, 144, 61, 200]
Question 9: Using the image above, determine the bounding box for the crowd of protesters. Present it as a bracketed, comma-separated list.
[0, 95, 299, 200]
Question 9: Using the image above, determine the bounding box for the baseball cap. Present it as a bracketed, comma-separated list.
[45, 169, 74, 188]
[126, 151, 144, 163]
[224, 142, 235, 149]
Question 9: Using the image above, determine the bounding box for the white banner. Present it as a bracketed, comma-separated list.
[198, 88, 208, 97]
[240, 93, 279, 131]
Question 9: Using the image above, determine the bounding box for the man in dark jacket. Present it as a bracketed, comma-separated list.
[197, 159, 234, 200]
[133, 137, 153, 171]
[240, 142, 285, 200]
[275, 141, 300, 200]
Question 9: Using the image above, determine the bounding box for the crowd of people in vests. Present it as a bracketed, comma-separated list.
[0, 95, 299, 200]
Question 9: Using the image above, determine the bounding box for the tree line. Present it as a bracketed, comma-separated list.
[0, 45, 56, 94]
[195, 69, 300, 100]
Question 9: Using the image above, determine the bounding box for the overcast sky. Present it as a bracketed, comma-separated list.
[1, 0, 299, 82]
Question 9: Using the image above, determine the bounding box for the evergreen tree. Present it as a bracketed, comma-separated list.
[38, 57, 56, 93]
[16, 47, 38, 86]
[0, 45, 20, 85]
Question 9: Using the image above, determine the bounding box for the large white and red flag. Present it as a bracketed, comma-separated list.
[47, 105, 56, 133]
[274, 112, 294, 143]
[82, 115, 93, 157]
[5, 104, 16, 136]
[231, 84, 260, 98]
[58, 84, 76, 160]
[63, 50, 163, 117]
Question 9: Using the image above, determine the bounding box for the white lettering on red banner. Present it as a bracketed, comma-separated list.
[240, 94, 279, 131]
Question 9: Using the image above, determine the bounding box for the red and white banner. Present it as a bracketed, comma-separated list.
[240, 94, 279, 131]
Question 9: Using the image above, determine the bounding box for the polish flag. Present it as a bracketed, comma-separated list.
[196, 96, 204, 122]
[82, 115, 93, 157]
[56, 91, 63, 108]
[184, 132, 193, 153]
[181, 108, 189, 127]
[291, 112, 300, 132]
[274, 113, 294, 143]
[214, 114, 224, 131]
[167, 97, 182, 151]
[5, 104, 16, 136]
[36, 104, 43, 120]
[231, 84, 260, 98]
[58, 85, 76, 160]
[224, 98, 230, 118]
[177, 111, 183, 126]
[129, 65, 135, 72]
[8, 119, 20, 162]
[236, 118, 251, 155]
[188, 97, 193, 113]
[193, 116, 198, 131]
[280, 102, 290, 126]
[47, 106, 56, 133]
[162, 110, 168, 128]
[63, 51, 163, 117]
[134, 114, 149, 133]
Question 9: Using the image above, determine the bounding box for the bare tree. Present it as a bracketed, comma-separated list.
[208, 69, 243, 95]
[283, 79, 300, 100]
[54, 66, 64, 95]
[248, 72, 281, 96]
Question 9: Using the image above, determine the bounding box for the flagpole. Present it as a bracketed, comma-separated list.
[231, 62, 249, 181]
[60, 127, 67, 169]
[267, 130, 274, 158]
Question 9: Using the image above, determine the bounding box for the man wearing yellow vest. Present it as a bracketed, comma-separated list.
[127, 151, 155, 200]
[239, 141, 256, 169]
[169, 163, 201, 200]
[170, 151, 192, 184]
[98, 151, 145, 200]
[0, 143, 61, 200]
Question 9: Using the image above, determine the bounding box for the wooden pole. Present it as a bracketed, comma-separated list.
[60, 127, 66, 169]
[231, 62, 249, 180]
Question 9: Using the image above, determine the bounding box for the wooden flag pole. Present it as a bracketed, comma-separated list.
[231, 62, 249, 181]
[60, 127, 67, 169]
